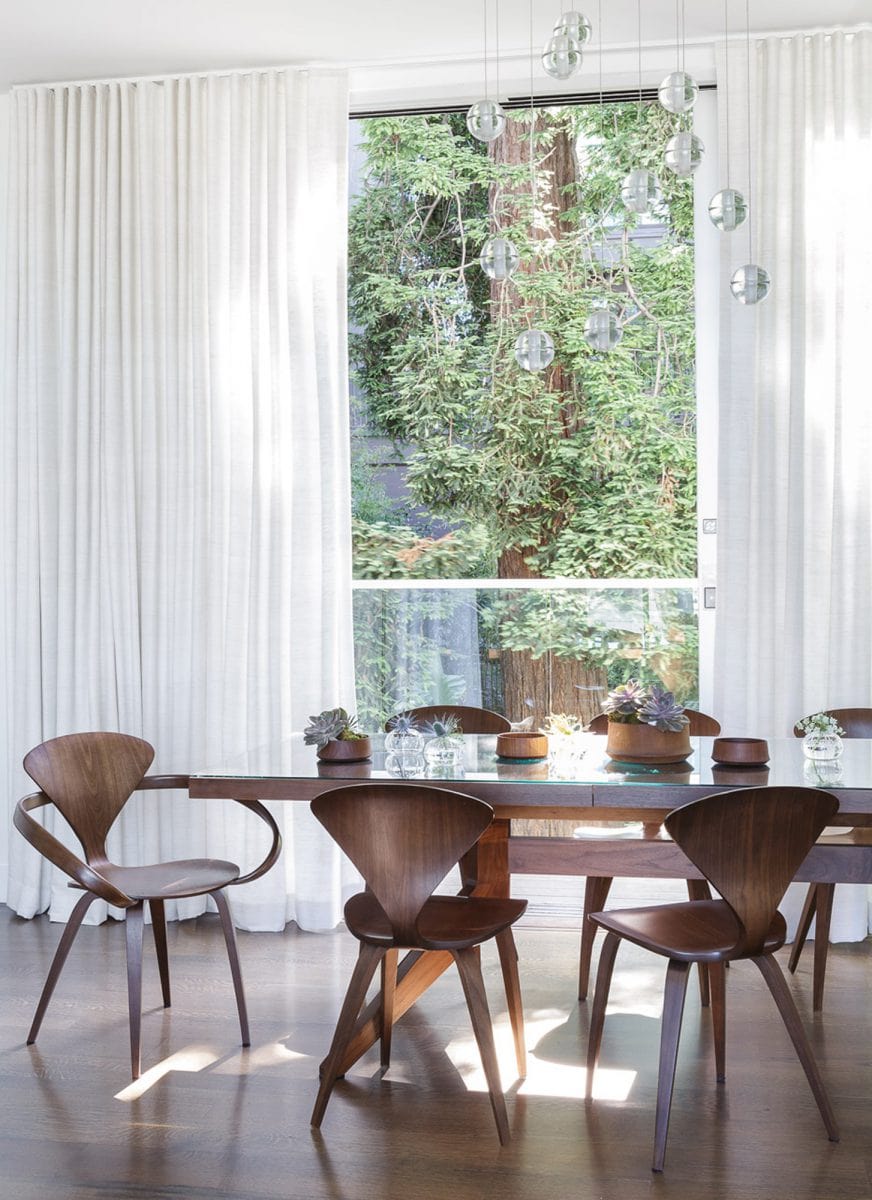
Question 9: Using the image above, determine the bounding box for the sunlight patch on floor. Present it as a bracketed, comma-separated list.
[114, 1046, 220, 1100]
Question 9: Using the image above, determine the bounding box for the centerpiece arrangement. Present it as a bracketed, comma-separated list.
[600, 680, 691, 764]
[797, 712, 845, 762]
[303, 707, 372, 763]
[422, 713, 464, 769]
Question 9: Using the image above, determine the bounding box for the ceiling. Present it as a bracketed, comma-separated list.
[2, 0, 868, 95]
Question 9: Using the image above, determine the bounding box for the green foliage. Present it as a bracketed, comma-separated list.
[348, 101, 697, 582]
[352, 519, 495, 579]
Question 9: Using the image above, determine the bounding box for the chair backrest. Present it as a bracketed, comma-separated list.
[665, 786, 838, 956]
[793, 707, 872, 738]
[384, 705, 511, 734]
[23, 732, 155, 864]
[587, 708, 721, 736]
[311, 784, 493, 944]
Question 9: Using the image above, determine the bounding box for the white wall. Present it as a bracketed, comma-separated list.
[0, 90, 9, 900]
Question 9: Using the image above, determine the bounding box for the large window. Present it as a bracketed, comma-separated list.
[348, 101, 698, 730]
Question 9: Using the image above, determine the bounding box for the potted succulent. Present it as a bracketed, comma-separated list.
[601, 680, 692, 764]
[797, 712, 845, 762]
[304, 707, 372, 763]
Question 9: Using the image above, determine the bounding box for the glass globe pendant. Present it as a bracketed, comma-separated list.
[479, 237, 520, 281]
[708, 188, 747, 232]
[584, 303, 623, 352]
[554, 10, 592, 45]
[664, 130, 705, 176]
[542, 31, 582, 80]
[657, 70, 699, 114]
[514, 329, 555, 372]
[730, 264, 771, 305]
[621, 168, 662, 215]
[466, 99, 506, 143]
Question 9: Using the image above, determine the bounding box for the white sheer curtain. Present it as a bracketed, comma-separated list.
[1, 68, 359, 931]
[715, 29, 872, 938]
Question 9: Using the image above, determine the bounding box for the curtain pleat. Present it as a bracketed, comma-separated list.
[715, 30, 872, 938]
[1, 68, 359, 931]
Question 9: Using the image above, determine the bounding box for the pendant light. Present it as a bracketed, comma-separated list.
[730, 0, 770, 304]
[584, 0, 622, 352]
[709, 0, 747, 230]
[658, 0, 698, 114]
[479, 2, 520, 281]
[515, 0, 555, 372]
[621, 0, 661, 216]
[662, 0, 704, 177]
[467, 0, 506, 142]
[542, 4, 588, 81]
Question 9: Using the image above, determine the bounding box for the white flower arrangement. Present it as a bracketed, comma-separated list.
[797, 712, 845, 737]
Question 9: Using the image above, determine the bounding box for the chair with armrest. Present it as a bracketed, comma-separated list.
[310, 782, 526, 1144]
[790, 707, 872, 1009]
[585, 785, 839, 1172]
[14, 731, 281, 1079]
[384, 705, 511, 734]
[579, 708, 722, 1004]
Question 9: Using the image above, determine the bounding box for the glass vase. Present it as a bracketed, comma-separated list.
[384, 728, 424, 755]
[424, 735, 464, 771]
[801, 731, 843, 761]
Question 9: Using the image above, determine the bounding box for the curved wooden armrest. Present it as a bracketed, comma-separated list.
[138, 773, 191, 791]
[228, 798, 283, 887]
[14, 792, 134, 909]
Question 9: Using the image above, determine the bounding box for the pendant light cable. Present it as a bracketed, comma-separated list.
[744, 0, 753, 260]
[723, 0, 731, 189]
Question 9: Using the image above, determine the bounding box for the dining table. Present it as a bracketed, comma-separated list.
[189, 733, 872, 1072]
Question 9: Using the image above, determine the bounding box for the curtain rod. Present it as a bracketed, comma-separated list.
[352, 84, 716, 120]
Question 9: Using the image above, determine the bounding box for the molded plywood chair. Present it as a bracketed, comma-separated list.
[310, 783, 526, 1144]
[384, 705, 511, 734]
[579, 709, 722, 1003]
[790, 707, 872, 1009]
[585, 786, 839, 1172]
[14, 732, 282, 1078]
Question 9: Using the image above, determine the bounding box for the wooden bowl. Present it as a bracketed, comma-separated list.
[496, 731, 548, 760]
[711, 737, 769, 766]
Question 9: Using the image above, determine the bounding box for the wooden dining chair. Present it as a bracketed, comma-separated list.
[14, 731, 282, 1079]
[310, 783, 526, 1144]
[790, 707, 872, 1010]
[579, 708, 722, 1003]
[584, 785, 840, 1172]
[384, 704, 511, 734]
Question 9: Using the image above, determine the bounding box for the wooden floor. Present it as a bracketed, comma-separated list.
[1, 899, 871, 1200]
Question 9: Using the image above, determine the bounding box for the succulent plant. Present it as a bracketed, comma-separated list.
[638, 686, 690, 732]
[602, 679, 648, 720]
[423, 713, 462, 739]
[303, 707, 364, 747]
[600, 680, 689, 732]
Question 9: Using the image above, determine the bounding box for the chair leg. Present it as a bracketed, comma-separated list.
[811, 883, 834, 1013]
[709, 961, 726, 1082]
[27, 890, 99, 1045]
[788, 883, 818, 974]
[312, 942, 384, 1129]
[453, 946, 511, 1146]
[495, 926, 526, 1078]
[213, 889, 249, 1047]
[585, 929, 621, 1100]
[578, 875, 613, 1001]
[686, 880, 713, 1007]
[149, 898, 171, 1008]
[753, 953, 839, 1141]
[652, 959, 690, 1173]
[125, 902, 145, 1080]
[380, 948, 398, 1070]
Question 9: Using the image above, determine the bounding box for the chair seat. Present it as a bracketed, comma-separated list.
[101, 858, 240, 900]
[591, 898, 787, 962]
[345, 891, 527, 950]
